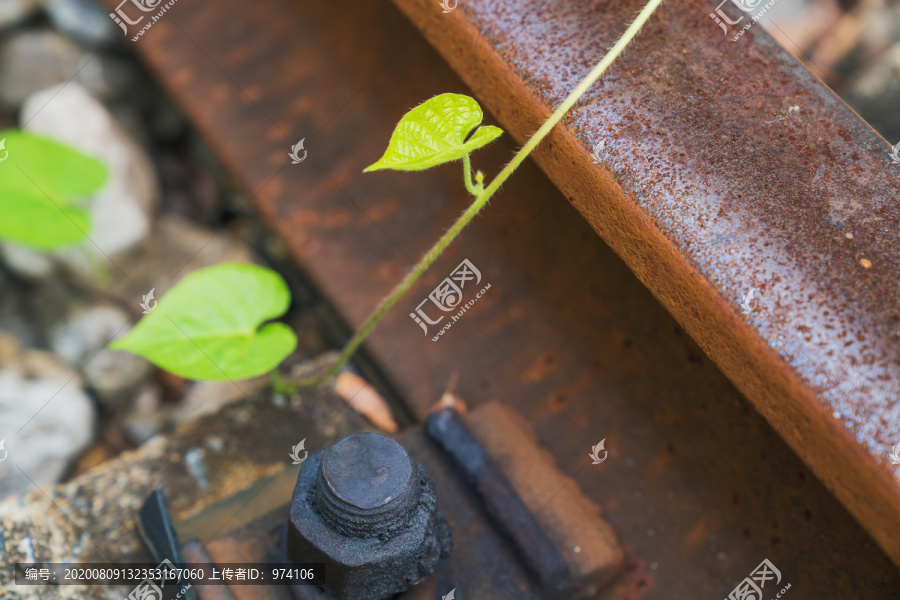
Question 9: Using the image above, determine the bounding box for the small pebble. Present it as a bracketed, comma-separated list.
[845, 232, 854, 239]
[574, 546, 582, 554]
[185, 447, 209, 491]
[860, 258, 872, 268]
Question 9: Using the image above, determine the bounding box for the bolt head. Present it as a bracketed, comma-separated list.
[321, 433, 412, 510]
[287, 433, 452, 600]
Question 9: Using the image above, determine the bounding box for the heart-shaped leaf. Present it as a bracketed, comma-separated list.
[364, 93, 503, 172]
[0, 130, 107, 249]
[111, 263, 298, 381]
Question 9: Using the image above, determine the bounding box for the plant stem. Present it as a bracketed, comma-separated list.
[271, 369, 297, 397]
[462, 155, 483, 196]
[481, 0, 664, 200]
[295, 0, 664, 387]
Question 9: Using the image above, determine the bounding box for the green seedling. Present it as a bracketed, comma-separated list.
[111, 0, 663, 387]
[298, 0, 664, 386]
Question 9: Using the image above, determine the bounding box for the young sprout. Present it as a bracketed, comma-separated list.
[296, 0, 664, 387]
[111, 0, 665, 388]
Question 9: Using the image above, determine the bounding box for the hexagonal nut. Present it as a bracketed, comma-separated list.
[287, 437, 452, 600]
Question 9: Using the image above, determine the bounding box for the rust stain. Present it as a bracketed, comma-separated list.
[524, 351, 557, 381]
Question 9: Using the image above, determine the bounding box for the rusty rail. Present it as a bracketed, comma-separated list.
[391, 0, 900, 567]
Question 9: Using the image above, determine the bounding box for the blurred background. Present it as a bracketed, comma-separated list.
[0, 0, 334, 502]
[766, 0, 900, 142]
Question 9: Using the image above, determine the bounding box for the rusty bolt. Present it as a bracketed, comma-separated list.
[287, 433, 452, 600]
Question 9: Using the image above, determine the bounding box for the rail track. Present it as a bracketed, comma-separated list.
[102, 0, 900, 595]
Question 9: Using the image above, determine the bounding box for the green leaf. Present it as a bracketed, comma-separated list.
[0, 192, 91, 250]
[0, 130, 107, 249]
[111, 263, 298, 381]
[364, 93, 503, 172]
[0, 130, 107, 198]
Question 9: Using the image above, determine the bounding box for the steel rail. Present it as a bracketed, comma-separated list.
[389, 0, 900, 567]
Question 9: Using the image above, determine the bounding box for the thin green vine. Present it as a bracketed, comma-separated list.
[295, 0, 664, 387]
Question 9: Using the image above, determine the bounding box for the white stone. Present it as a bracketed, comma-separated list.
[0, 370, 95, 500]
[0, 0, 41, 30]
[43, 0, 121, 48]
[0, 30, 80, 109]
[19, 83, 159, 277]
[0, 243, 55, 280]
[50, 305, 152, 407]
[0, 28, 135, 109]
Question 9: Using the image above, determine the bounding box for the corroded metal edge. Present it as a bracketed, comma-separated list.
[391, 0, 900, 565]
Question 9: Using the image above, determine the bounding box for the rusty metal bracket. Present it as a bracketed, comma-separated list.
[426, 407, 569, 591]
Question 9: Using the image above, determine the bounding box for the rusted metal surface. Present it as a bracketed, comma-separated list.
[391, 0, 900, 567]
[464, 402, 624, 595]
[111, 0, 900, 595]
[195, 505, 435, 600]
[426, 406, 569, 590]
